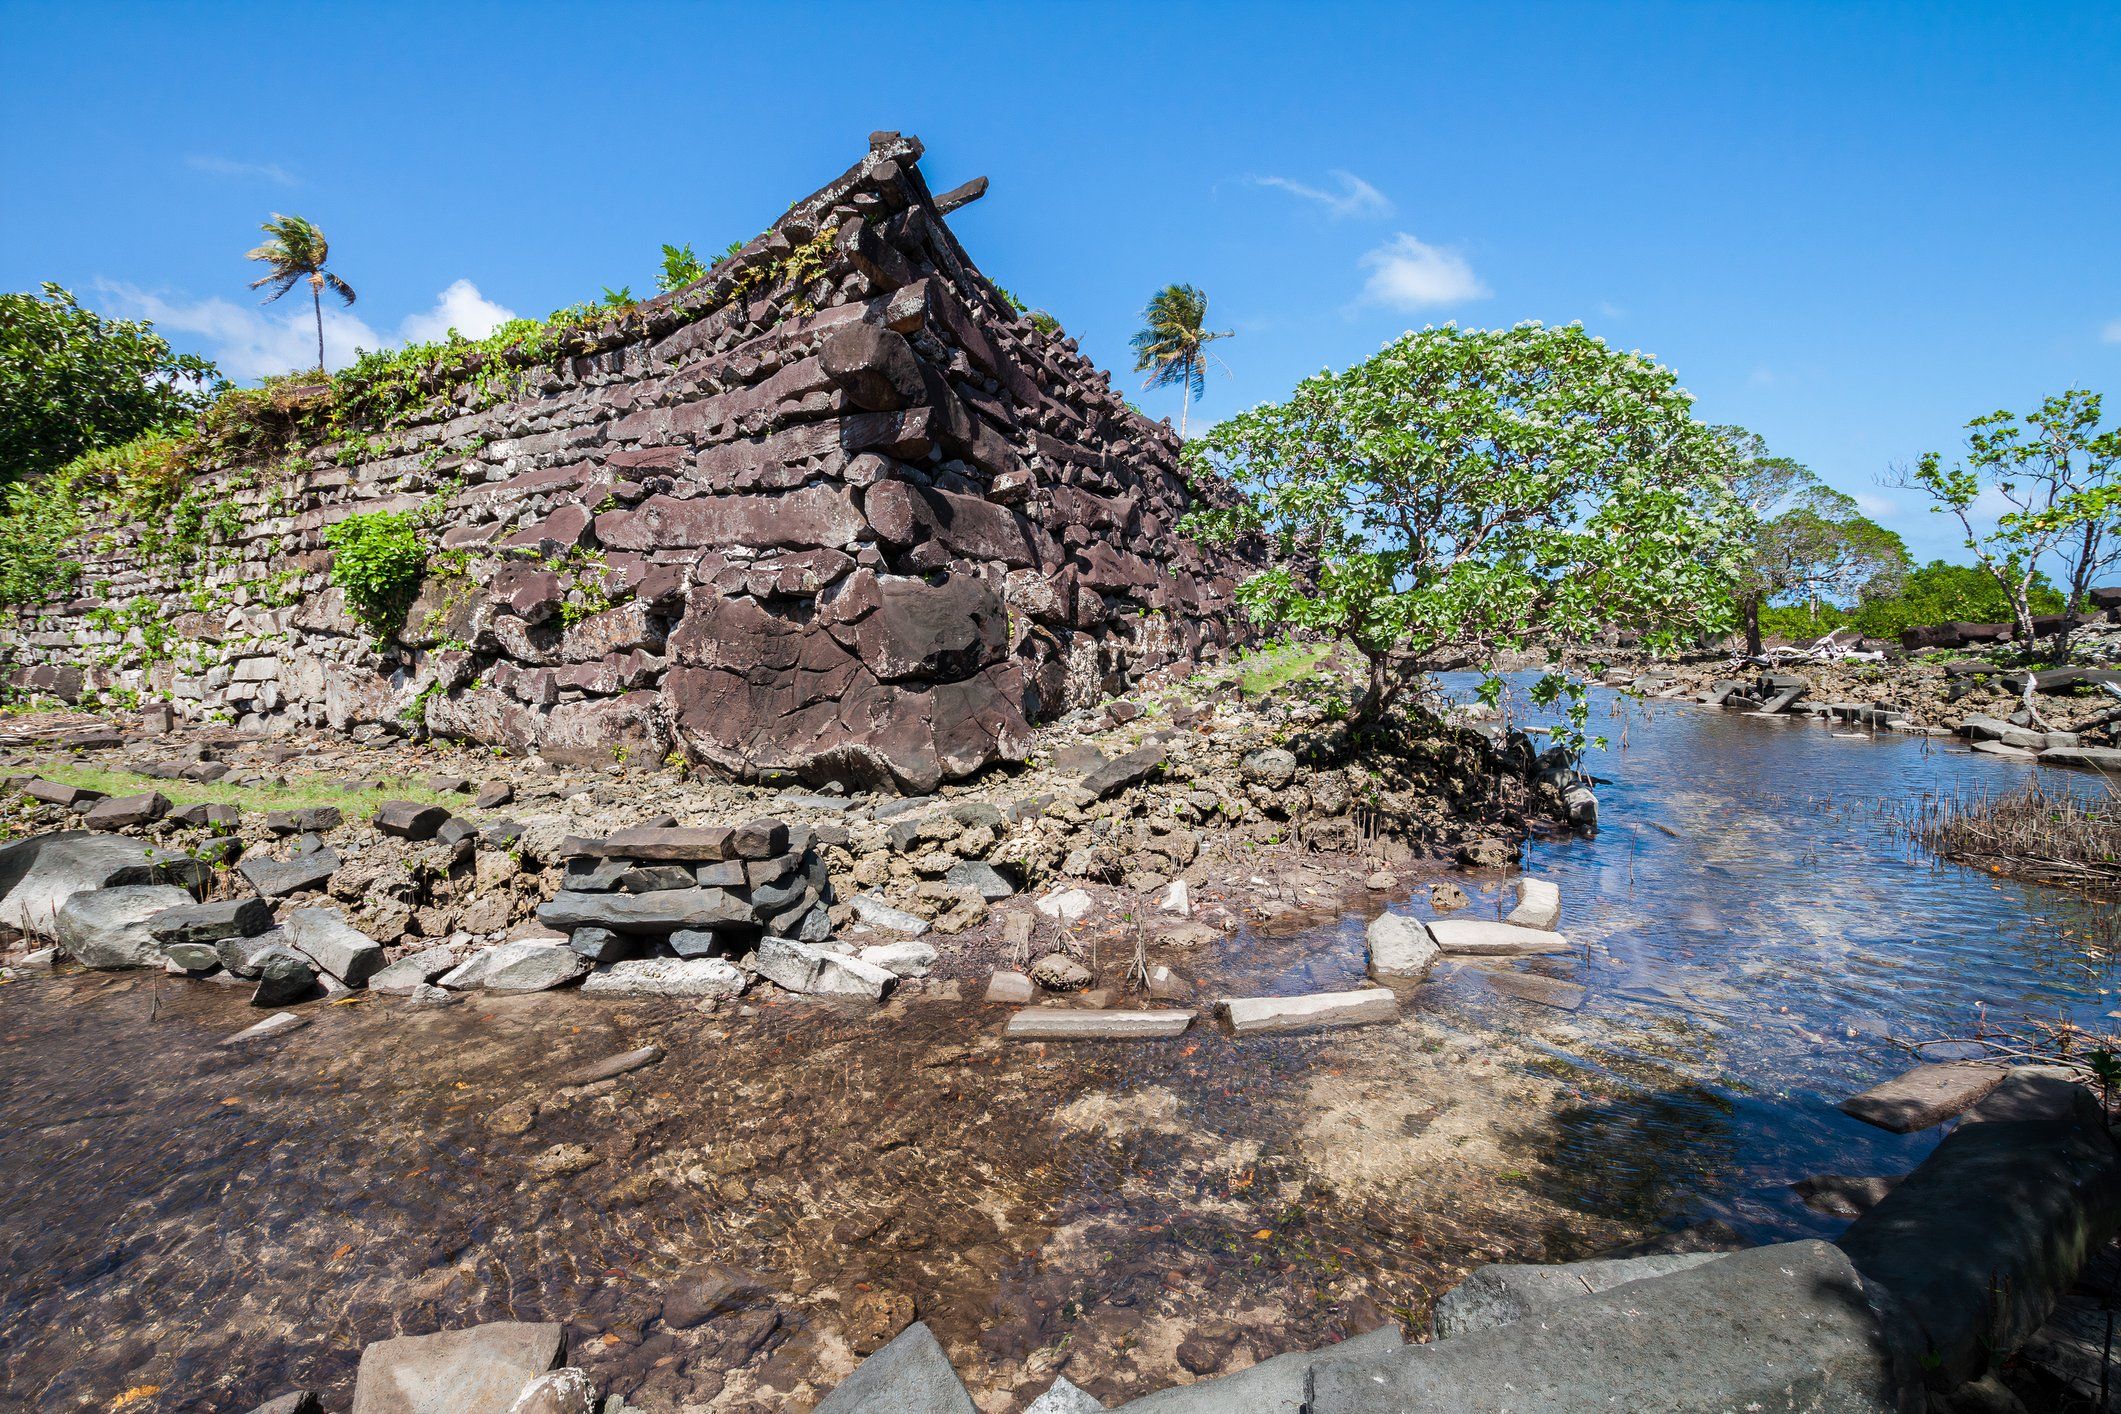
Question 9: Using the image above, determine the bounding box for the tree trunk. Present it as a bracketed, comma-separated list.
[1177, 357, 1190, 440]
[1743, 597, 1764, 657]
[310, 276, 326, 372]
[2070, 520, 2100, 611]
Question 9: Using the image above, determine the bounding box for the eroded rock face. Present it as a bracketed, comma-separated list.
[5, 134, 1264, 794]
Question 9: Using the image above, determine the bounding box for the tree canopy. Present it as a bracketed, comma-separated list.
[247, 213, 355, 372]
[1130, 284, 1230, 437]
[1183, 321, 1746, 737]
[1904, 388, 2119, 636]
[0, 284, 222, 486]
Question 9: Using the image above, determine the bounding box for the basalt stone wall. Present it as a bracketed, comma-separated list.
[2, 134, 1266, 792]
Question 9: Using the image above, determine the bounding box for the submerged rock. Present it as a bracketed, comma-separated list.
[351, 1320, 565, 1414]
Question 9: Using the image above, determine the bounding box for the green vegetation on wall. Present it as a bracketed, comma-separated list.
[323, 509, 428, 638]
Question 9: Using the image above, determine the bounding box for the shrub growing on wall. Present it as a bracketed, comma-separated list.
[323, 509, 426, 638]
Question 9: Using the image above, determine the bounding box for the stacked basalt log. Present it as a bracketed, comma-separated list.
[3, 133, 1267, 795]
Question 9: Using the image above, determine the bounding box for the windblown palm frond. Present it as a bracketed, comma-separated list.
[1130, 283, 1232, 436]
[244, 213, 356, 371]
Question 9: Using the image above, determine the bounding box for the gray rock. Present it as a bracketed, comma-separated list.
[245, 1393, 322, 1414]
[0, 831, 158, 934]
[220, 1011, 310, 1046]
[1029, 952, 1093, 991]
[239, 848, 341, 898]
[1219, 989, 1396, 1036]
[454, 941, 590, 993]
[1430, 1251, 1730, 1338]
[506, 1368, 596, 1414]
[162, 940, 223, 972]
[252, 948, 318, 1007]
[473, 781, 513, 809]
[1117, 1323, 1403, 1412]
[265, 806, 341, 835]
[82, 790, 170, 829]
[617, 864, 695, 893]
[660, 1262, 768, 1328]
[858, 940, 939, 977]
[944, 860, 1015, 900]
[1365, 912, 1439, 980]
[1035, 888, 1094, 922]
[1477, 968, 1586, 1011]
[373, 800, 450, 840]
[567, 927, 634, 962]
[1423, 918, 1571, 956]
[1838, 1069, 2121, 1389]
[1307, 1242, 1916, 1412]
[563, 858, 630, 892]
[813, 1321, 976, 1414]
[147, 896, 274, 946]
[1505, 876, 1562, 930]
[1840, 1061, 2006, 1132]
[581, 956, 746, 998]
[1005, 1010, 1193, 1041]
[985, 970, 1034, 1004]
[54, 884, 194, 968]
[755, 936, 895, 999]
[217, 927, 292, 977]
[1025, 1376, 1106, 1413]
[850, 893, 931, 936]
[1238, 747, 1298, 788]
[2040, 746, 2121, 771]
[666, 928, 723, 958]
[694, 859, 747, 888]
[369, 946, 465, 995]
[283, 907, 387, 985]
[1080, 746, 1165, 799]
[351, 1320, 566, 1414]
[536, 887, 753, 934]
[560, 1045, 663, 1086]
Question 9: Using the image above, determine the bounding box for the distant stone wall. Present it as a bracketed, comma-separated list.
[1, 134, 1264, 792]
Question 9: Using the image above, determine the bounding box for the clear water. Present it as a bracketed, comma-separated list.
[2, 688, 2115, 1411]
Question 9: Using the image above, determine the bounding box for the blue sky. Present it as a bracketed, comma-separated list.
[4, 1, 2117, 563]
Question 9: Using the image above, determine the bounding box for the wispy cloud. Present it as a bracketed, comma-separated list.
[2103, 318, 2121, 344]
[1356, 233, 1489, 310]
[1748, 365, 1777, 388]
[1597, 300, 1627, 320]
[1247, 170, 1394, 220]
[97, 279, 517, 380]
[184, 154, 298, 186]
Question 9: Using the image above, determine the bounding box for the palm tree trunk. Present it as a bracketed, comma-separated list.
[1177, 354, 1191, 439]
[311, 279, 325, 372]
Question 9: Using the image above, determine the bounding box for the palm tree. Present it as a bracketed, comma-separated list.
[246, 214, 355, 373]
[1129, 284, 1232, 437]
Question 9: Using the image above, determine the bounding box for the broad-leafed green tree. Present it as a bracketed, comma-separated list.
[1904, 389, 2120, 637]
[1183, 322, 1746, 742]
[246, 213, 356, 372]
[1718, 427, 1908, 653]
[1130, 284, 1231, 438]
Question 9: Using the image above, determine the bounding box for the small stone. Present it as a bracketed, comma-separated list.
[374, 800, 450, 840]
[1239, 747, 1297, 788]
[220, 1011, 309, 1045]
[425, 774, 473, 795]
[662, 1263, 768, 1329]
[506, 1368, 596, 1414]
[368, 946, 464, 995]
[858, 940, 939, 977]
[985, 970, 1034, 1004]
[474, 781, 514, 809]
[1428, 881, 1470, 911]
[1365, 871, 1396, 891]
[1456, 838, 1514, 869]
[1506, 876, 1562, 930]
[581, 956, 746, 999]
[616, 864, 695, 893]
[264, 806, 341, 835]
[1029, 952, 1092, 992]
[526, 1144, 601, 1180]
[849, 893, 931, 936]
[251, 950, 317, 1007]
[568, 927, 633, 962]
[83, 790, 170, 829]
[1157, 879, 1191, 915]
[281, 907, 386, 986]
[239, 849, 341, 899]
[943, 859, 1014, 900]
[1035, 888, 1094, 923]
[1366, 912, 1440, 980]
[1219, 988, 1397, 1036]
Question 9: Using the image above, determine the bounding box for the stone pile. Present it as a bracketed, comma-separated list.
[3, 132, 1268, 796]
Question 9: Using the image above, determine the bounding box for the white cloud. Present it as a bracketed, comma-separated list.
[1356, 233, 1489, 309]
[97, 279, 518, 381]
[185, 154, 297, 186]
[2103, 318, 2121, 344]
[1597, 300, 1626, 320]
[396, 279, 519, 345]
[1748, 365, 1777, 388]
[1248, 170, 1394, 219]
[1851, 491, 1900, 520]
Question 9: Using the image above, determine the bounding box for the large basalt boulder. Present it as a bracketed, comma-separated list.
[54, 884, 195, 969]
[0, 831, 160, 935]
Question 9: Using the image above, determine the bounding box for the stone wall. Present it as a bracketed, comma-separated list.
[1, 133, 1264, 792]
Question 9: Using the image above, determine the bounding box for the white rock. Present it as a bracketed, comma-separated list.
[1505, 877, 1562, 931]
[849, 894, 931, 937]
[220, 1011, 310, 1046]
[1220, 989, 1397, 1036]
[1425, 919, 1572, 956]
[858, 940, 939, 978]
[1157, 879, 1191, 916]
[1366, 912, 1440, 980]
[1036, 888, 1095, 922]
[582, 956, 746, 998]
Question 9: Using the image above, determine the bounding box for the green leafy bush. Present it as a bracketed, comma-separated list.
[323, 510, 427, 637]
[657, 243, 708, 293]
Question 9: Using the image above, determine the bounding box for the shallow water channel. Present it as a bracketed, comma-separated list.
[4, 690, 2119, 1411]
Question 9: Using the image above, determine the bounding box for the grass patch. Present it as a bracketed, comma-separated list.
[1908, 779, 2121, 890]
[1234, 641, 1332, 699]
[24, 761, 459, 822]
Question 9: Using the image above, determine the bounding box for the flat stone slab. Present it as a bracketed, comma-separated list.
[1004, 1009, 1193, 1041]
[1116, 1324, 1403, 1412]
[538, 887, 752, 934]
[560, 1045, 664, 1086]
[1505, 876, 1561, 930]
[1424, 919, 1571, 956]
[0, 831, 158, 934]
[581, 956, 746, 998]
[239, 849, 341, 898]
[1477, 968, 1585, 1011]
[56, 883, 194, 969]
[814, 1321, 976, 1414]
[282, 907, 386, 986]
[1840, 1061, 2006, 1132]
[2041, 746, 2121, 771]
[1431, 1251, 1728, 1338]
[351, 1321, 565, 1414]
[849, 893, 931, 936]
[556, 827, 733, 862]
[1309, 1241, 1915, 1412]
[220, 1011, 311, 1046]
[1219, 989, 1396, 1036]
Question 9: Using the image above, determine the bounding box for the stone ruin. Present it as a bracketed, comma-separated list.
[2, 133, 1264, 792]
